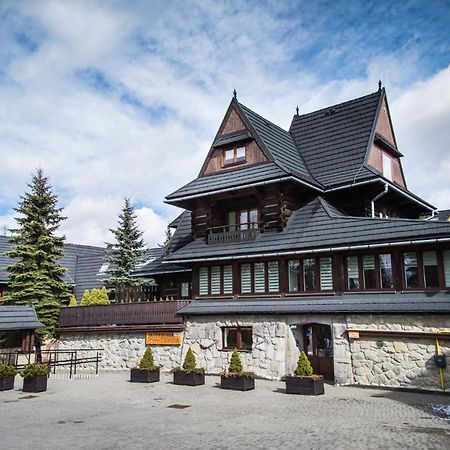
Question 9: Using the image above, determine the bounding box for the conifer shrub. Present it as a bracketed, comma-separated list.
[68, 295, 78, 307]
[0, 364, 18, 377]
[294, 351, 314, 376]
[21, 363, 50, 378]
[80, 289, 91, 306]
[182, 347, 196, 371]
[228, 348, 243, 373]
[138, 346, 158, 371]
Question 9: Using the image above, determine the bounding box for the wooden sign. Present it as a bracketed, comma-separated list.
[146, 332, 182, 346]
[348, 330, 360, 339]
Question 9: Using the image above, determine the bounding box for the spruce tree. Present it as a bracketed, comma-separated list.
[294, 351, 314, 376]
[5, 169, 71, 344]
[228, 348, 243, 373]
[105, 198, 146, 287]
[182, 347, 197, 371]
[158, 226, 173, 249]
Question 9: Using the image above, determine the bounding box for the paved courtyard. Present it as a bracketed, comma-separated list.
[1, 372, 449, 450]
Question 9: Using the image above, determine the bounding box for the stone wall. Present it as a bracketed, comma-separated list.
[58, 332, 183, 371]
[347, 314, 450, 391]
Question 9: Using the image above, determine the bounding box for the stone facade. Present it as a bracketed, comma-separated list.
[347, 314, 450, 391]
[58, 332, 183, 371]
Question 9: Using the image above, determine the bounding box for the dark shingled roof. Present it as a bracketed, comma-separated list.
[165, 196, 450, 262]
[0, 305, 44, 330]
[289, 91, 381, 188]
[0, 236, 106, 300]
[179, 292, 450, 315]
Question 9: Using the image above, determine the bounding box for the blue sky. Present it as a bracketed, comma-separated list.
[0, 0, 449, 246]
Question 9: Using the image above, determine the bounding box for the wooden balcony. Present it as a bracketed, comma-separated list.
[58, 300, 191, 329]
[207, 223, 259, 245]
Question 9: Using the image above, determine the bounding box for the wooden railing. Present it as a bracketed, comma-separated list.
[58, 300, 191, 328]
[114, 285, 159, 303]
[207, 222, 259, 245]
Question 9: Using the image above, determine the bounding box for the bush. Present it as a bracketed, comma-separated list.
[21, 363, 50, 378]
[68, 295, 78, 307]
[228, 348, 243, 373]
[0, 364, 18, 377]
[80, 289, 91, 306]
[182, 348, 196, 371]
[139, 346, 157, 370]
[294, 351, 314, 376]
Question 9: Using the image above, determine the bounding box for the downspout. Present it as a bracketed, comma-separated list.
[424, 210, 437, 221]
[371, 183, 388, 218]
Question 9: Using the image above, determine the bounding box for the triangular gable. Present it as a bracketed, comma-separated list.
[199, 98, 270, 176]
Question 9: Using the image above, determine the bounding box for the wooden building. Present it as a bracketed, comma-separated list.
[147, 86, 450, 389]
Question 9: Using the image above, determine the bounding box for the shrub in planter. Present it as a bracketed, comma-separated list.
[172, 348, 205, 386]
[220, 349, 255, 391]
[0, 364, 18, 391]
[21, 363, 50, 393]
[285, 351, 324, 395]
[130, 346, 160, 383]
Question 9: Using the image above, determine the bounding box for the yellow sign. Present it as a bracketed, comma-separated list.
[146, 332, 182, 346]
[348, 331, 360, 339]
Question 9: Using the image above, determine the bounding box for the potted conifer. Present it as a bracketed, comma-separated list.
[21, 363, 50, 393]
[172, 347, 205, 386]
[220, 348, 255, 391]
[130, 346, 160, 383]
[0, 364, 18, 391]
[285, 351, 324, 395]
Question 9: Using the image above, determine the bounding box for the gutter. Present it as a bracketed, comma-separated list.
[163, 236, 450, 263]
[371, 183, 388, 218]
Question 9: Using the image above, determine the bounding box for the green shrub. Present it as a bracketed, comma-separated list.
[20, 363, 50, 378]
[139, 346, 157, 370]
[228, 348, 243, 373]
[68, 295, 78, 307]
[182, 348, 196, 371]
[80, 289, 91, 306]
[294, 351, 314, 376]
[0, 364, 18, 377]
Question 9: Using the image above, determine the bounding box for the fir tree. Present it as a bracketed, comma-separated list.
[294, 351, 314, 376]
[5, 169, 71, 344]
[139, 346, 156, 369]
[182, 347, 196, 371]
[158, 226, 173, 249]
[228, 348, 243, 373]
[68, 294, 78, 307]
[80, 289, 91, 306]
[105, 198, 146, 287]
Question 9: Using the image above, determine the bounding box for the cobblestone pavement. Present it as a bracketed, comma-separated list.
[1, 372, 449, 450]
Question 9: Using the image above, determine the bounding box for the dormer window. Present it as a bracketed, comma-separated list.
[224, 145, 246, 166]
[382, 153, 392, 181]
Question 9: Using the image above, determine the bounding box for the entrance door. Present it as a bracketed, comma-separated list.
[302, 323, 334, 380]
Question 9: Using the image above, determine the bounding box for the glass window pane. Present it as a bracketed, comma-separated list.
[319, 257, 333, 290]
[423, 251, 439, 288]
[303, 258, 317, 291]
[211, 266, 221, 294]
[254, 262, 266, 293]
[268, 261, 279, 292]
[224, 328, 237, 348]
[382, 153, 392, 180]
[228, 211, 236, 232]
[240, 328, 252, 350]
[223, 265, 233, 294]
[225, 149, 234, 164]
[363, 255, 376, 289]
[379, 254, 393, 289]
[181, 282, 189, 298]
[241, 264, 251, 293]
[249, 208, 258, 229]
[404, 252, 418, 288]
[240, 210, 248, 230]
[199, 267, 209, 295]
[288, 260, 299, 291]
[444, 250, 450, 288]
[236, 146, 246, 162]
[347, 256, 359, 289]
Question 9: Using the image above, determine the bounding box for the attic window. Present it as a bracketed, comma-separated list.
[382, 153, 392, 181]
[223, 145, 246, 166]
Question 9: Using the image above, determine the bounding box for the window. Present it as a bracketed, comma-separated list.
[403, 252, 418, 288]
[346, 254, 394, 290]
[444, 250, 450, 288]
[423, 251, 439, 288]
[228, 208, 258, 230]
[240, 261, 279, 294]
[180, 282, 190, 298]
[382, 153, 392, 180]
[224, 146, 246, 166]
[198, 265, 233, 296]
[223, 327, 252, 350]
[288, 257, 333, 292]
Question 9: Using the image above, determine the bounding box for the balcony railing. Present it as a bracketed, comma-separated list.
[58, 300, 191, 328]
[207, 222, 259, 245]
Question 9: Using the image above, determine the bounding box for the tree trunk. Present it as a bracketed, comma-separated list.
[35, 338, 42, 363]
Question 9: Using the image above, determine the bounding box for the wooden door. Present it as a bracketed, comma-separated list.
[302, 323, 334, 380]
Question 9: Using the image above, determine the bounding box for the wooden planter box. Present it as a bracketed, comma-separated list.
[173, 370, 205, 386]
[285, 376, 324, 395]
[0, 375, 15, 391]
[220, 374, 255, 391]
[130, 367, 160, 383]
[23, 375, 48, 393]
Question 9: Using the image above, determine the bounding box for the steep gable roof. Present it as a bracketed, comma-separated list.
[289, 90, 382, 188]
